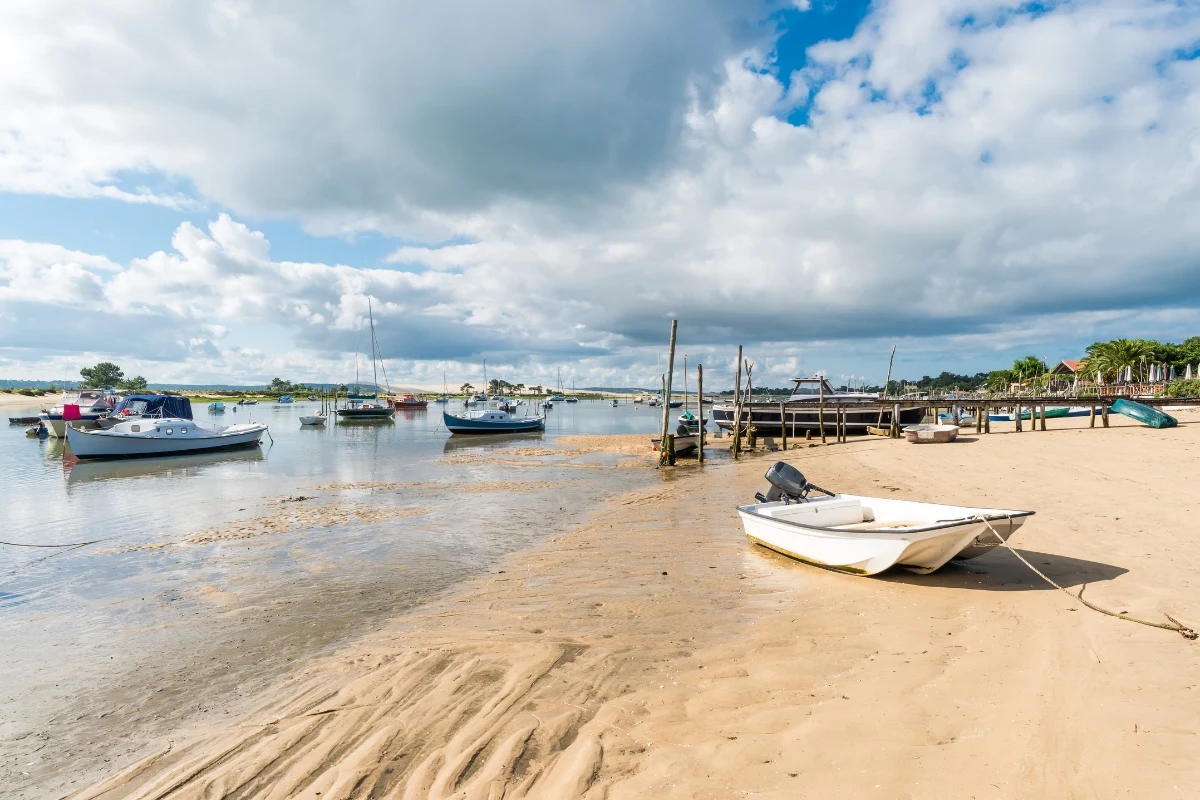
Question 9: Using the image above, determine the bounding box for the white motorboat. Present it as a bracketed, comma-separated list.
[738, 463, 1033, 575]
[65, 417, 268, 459]
[902, 423, 960, 443]
[39, 388, 120, 437]
[299, 414, 327, 426]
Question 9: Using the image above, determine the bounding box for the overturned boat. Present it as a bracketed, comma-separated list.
[712, 378, 923, 437]
[738, 463, 1033, 575]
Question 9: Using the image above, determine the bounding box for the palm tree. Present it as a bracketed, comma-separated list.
[1081, 339, 1156, 381]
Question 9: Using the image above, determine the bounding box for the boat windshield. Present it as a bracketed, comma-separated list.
[789, 379, 834, 397]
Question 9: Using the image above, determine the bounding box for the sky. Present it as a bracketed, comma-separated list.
[3, 0, 1200, 390]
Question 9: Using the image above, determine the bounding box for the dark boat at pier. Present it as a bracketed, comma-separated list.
[711, 378, 924, 436]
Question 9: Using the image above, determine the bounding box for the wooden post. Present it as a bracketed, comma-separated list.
[659, 320, 678, 466]
[1102, 404, 1110, 428]
[1015, 402, 1022, 433]
[731, 346, 743, 459]
[1040, 404, 1047, 431]
[819, 379, 827, 444]
[664, 433, 675, 465]
[877, 344, 896, 430]
[806, 429, 812, 441]
[779, 401, 787, 450]
[984, 402, 991, 434]
[891, 403, 901, 438]
[1089, 405, 1096, 428]
[697, 365, 705, 463]
[975, 405, 982, 434]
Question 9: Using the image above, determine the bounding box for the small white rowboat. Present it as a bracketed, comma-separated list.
[738, 493, 1033, 575]
[299, 414, 327, 426]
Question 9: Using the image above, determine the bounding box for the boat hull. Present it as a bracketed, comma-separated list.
[713, 404, 924, 436]
[443, 411, 545, 434]
[336, 407, 396, 419]
[738, 496, 1032, 575]
[40, 413, 108, 438]
[65, 423, 266, 459]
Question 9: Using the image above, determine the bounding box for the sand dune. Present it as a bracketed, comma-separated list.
[73, 414, 1200, 798]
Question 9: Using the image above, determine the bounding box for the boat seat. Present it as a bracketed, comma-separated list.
[759, 498, 863, 527]
[830, 520, 927, 531]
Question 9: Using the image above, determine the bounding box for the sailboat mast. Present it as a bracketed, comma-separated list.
[368, 298, 379, 394]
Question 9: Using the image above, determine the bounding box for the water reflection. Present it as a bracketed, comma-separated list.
[64, 447, 267, 485]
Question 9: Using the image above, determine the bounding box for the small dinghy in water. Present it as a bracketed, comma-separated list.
[738, 462, 1034, 575]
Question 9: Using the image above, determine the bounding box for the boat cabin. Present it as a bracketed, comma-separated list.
[787, 378, 837, 400]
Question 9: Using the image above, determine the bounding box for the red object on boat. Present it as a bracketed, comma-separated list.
[62, 404, 82, 421]
[391, 394, 428, 408]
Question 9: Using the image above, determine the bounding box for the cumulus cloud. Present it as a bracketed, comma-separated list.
[4, 1, 1200, 386]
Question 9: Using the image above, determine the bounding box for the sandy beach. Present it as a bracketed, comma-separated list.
[66, 415, 1200, 798]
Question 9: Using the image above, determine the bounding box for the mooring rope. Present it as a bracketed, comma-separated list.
[0, 539, 103, 548]
[974, 515, 1197, 641]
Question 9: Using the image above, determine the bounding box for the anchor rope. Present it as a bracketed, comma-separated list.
[974, 515, 1197, 641]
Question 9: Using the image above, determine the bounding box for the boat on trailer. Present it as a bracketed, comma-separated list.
[738, 463, 1033, 575]
[712, 378, 923, 437]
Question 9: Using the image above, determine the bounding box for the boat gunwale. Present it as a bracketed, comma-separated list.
[736, 500, 1034, 536]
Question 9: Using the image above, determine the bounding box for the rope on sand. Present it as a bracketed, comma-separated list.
[0, 538, 102, 548]
[975, 516, 1197, 641]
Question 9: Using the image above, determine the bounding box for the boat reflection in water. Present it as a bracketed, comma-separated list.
[63, 446, 266, 485]
[440, 431, 545, 455]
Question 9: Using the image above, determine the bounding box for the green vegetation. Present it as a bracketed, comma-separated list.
[78, 362, 149, 391]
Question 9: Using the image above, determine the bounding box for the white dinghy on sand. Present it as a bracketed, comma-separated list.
[738, 462, 1034, 575]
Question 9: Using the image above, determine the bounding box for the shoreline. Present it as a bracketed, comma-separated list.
[70, 414, 1200, 798]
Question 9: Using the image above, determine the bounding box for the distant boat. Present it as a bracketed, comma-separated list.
[391, 394, 428, 409]
[988, 407, 1071, 422]
[647, 397, 661, 407]
[65, 417, 268, 459]
[565, 396, 578, 403]
[238, 399, 259, 406]
[667, 400, 683, 408]
[9, 416, 41, 426]
[610, 399, 618, 407]
[209, 401, 225, 413]
[337, 299, 395, 420]
[443, 408, 545, 434]
[278, 395, 293, 404]
[307, 395, 318, 401]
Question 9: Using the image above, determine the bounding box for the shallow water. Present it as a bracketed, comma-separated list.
[0, 398, 679, 797]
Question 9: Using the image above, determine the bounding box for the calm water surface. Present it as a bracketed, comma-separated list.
[0, 399, 680, 797]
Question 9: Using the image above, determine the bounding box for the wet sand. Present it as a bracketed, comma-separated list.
[71, 416, 1200, 798]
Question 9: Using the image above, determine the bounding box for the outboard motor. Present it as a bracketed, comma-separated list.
[754, 461, 835, 504]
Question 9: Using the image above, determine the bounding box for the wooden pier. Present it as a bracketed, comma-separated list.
[716, 395, 1199, 443]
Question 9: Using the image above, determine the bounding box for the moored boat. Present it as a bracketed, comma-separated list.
[443, 408, 545, 434]
[712, 378, 923, 436]
[391, 393, 428, 409]
[299, 414, 327, 426]
[39, 388, 120, 437]
[209, 401, 225, 413]
[903, 423, 960, 443]
[278, 395, 293, 404]
[65, 417, 268, 459]
[738, 463, 1034, 575]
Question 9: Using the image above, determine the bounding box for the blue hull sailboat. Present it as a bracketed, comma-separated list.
[443, 409, 545, 434]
